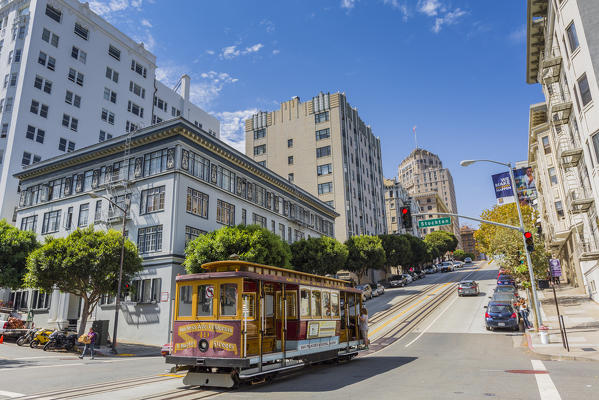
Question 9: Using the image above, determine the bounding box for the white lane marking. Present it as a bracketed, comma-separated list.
[0, 356, 162, 372]
[0, 391, 25, 398]
[14, 355, 73, 360]
[531, 360, 562, 400]
[404, 294, 458, 348]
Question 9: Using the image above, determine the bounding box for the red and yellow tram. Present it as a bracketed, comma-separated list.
[166, 260, 365, 387]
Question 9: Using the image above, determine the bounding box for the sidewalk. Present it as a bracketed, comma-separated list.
[525, 284, 599, 361]
[84, 341, 162, 358]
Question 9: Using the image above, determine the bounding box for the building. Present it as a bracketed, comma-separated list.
[0, 0, 219, 223]
[7, 118, 337, 346]
[244, 92, 386, 242]
[383, 177, 419, 236]
[459, 225, 480, 260]
[526, 0, 599, 300]
[411, 191, 457, 238]
[396, 148, 460, 242]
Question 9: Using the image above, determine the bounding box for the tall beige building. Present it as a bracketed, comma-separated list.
[384, 177, 419, 236]
[396, 148, 460, 242]
[244, 92, 386, 241]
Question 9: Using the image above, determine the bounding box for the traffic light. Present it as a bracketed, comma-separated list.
[524, 231, 534, 252]
[401, 207, 412, 229]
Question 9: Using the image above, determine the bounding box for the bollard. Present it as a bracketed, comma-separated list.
[539, 331, 549, 345]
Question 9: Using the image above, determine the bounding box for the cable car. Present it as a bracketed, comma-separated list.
[166, 260, 365, 387]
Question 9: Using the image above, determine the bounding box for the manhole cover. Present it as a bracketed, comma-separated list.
[505, 370, 548, 374]
[582, 347, 596, 352]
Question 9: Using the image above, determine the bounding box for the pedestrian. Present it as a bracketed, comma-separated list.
[79, 327, 97, 359]
[519, 300, 532, 329]
[359, 307, 369, 349]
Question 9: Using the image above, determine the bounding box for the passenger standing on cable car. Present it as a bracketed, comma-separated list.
[359, 307, 369, 349]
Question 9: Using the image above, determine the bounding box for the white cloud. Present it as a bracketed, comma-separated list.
[206, 49, 215, 55]
[245, 43, 263, 54]
[418, 0, 443, 16]
[214, 109, 259, 152]
[220, 43, 264, 59]
[383, 0, 409, 21]
[272, 49, 280, 55]
[341, 0, 357, 10]
[141, 18, 152, 28]
[260, 19, 275, 33]
[432, 8, 467, 33]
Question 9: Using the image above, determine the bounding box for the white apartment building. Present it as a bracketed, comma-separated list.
[7, 118, 337, 346]
[526, 0, 599, 301]
[0, 0, 219, 223]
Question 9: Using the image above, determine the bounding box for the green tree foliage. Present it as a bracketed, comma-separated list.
[290, 236, 348, 276]
[184, 225, 292, 273]
[402, 234, 428, 267]
[474, 203, 549, 287]
[378, 234, 411, 272]
[345, 235, 386, 283]
[453, 249, 466, 260]
[424, 231, 459, 260]
[0, 220, 38, 289]
[25, 227, 142, 335]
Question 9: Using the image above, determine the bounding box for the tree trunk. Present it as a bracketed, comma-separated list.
[78, 297, 91, 337]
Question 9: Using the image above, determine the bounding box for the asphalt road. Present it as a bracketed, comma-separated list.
[1, 261, 597, 399]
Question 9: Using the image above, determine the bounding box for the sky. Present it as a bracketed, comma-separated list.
[88, 0, 544, 226]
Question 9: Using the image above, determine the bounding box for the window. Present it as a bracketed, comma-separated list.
[38, 51, 56, 71]
[322, 292, 331, 317]
[25, 125, 45, 143]
[185, 150, 211, 181]
[94, 200, 102, 222]
[101, 108, 115, 125]
[318, 182, 333, 194]
[220, 283, 237, 316]
[542, 136, 551, 154]
[288, 173, 294, 181]
[152, 115, 163, 124]
[185, 226, 206, 244]
[127, 101, 144, 117]
[143, 148, 170, 176]
[71, 46, 86, 63]
[258, 160, 266, 167]
[20, 215, 37, 232]
[566, 22, 579, 52]
[17, 26, 25, 40]
[41, 28, 59, 47]
[300, 289, 310, 317]
[65, 207, 73, 229]
[311, 290, 322, 317]
[578, 74, 592, 106]
[58, 138, 75, 152]
[216, 199, 235, 226]
[254, 144, 266, 155]
[126, 121, 138, 132]
[592, 133, 599, 164]
[254, 128, 266, 139]
[45, 4, 62, 23]
[252, 213, 267, 228]
[317, 163, 332, 176]
[0, 123, 7, 138]
[316, 145, 331, 158]
[154, 96, 167, 111]
[331, 293, 340, 317]
[171, 106, 181, 117]
[315, 111, 329, 123]
[108, 44, 121, 61]
[315, 128, 330, 140]
[74, 23, 89, 40]
[42, 210, 61, 234]
[186, 187, 209, 218]
[287, 139, 293, 147]
[555, 201, 565, 218]
[9, 73, 17, 86]
[78, 203, 89, 227]
[288, 156, 294, 165]
[137, 225, 163, 253]
[62, 114, 78, 131]
[129, 81, 145, 98]
[65, 91, 81, 108]
[548, 167, 558, 185]
[196, 284, 214, 317]
[131, 59, 147, 78]
[104, 87, 117, 103]
[177, 286, 192, 317]
[4, 97, 12, 112]
[34, 75, 52, 94]
[99, 130, 112, 142]
[105, 67, 119, 83]
[21, 152, 30, 166]
[141, 186, 165, 214]
[67, 68, 84, 86]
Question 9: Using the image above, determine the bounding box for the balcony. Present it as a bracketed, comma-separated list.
[557, 133, 583, 168]
[580, 239, 599, 261]
[546, 221, 569, 249]
[539, 49, 562, 85]
[568, 188, 594, 214]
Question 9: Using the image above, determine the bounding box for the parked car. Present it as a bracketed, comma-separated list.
[485, 301, 519, 331]
[431, 265, 439, 273]
[402, 274, 413, 284]
[424, 267, 434, 274]
[409, 272, 420, 281]
[490, 292, 519, 308]
[388, 274, 407, 287]
[453, 261, 464, 268]
[464, 257, 473, 264]
[494, 285, 519, 298]
[497, 275, 516, 286]
[457, 280, 479, 296]
[439, 262, 454, 273]
[417, 270, 426, 279]
[376, 283, 385, 296]
[357, 284, 373, 301]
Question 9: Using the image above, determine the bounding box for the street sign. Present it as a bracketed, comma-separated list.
[418, 217, 451, 228]
[205, 286, 214, 299]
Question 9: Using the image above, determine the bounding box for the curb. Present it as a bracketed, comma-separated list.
[523, 333, 598, 362]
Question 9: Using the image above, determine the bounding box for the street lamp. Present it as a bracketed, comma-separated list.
[89, 192, 129, 354]
[460, 158, 543, 329]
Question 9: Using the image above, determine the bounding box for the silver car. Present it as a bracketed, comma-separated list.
[458, 280, 479, 296]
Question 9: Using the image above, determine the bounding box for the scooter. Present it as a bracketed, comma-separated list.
[30, 328, 54, 348]
[43, 330, 77, 352]
[16, 328, 37, 346]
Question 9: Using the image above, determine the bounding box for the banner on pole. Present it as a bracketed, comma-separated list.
[549, 259, 562, 277]
[492, 172, 514, 205]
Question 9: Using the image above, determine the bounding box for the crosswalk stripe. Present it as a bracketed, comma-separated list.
[531, 360, 562, 400]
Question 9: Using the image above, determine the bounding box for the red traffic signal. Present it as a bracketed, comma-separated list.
[401, 208, 408, 215]
[524, 231, 534, 252]
[524, 231, 532, 239]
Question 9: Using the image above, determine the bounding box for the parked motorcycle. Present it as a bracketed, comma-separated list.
[43, 330, 77, 352]
[16, 328, 37, 346]
[30, 328, 54, 348]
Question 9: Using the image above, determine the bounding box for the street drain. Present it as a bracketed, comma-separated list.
[505, 369, 548, 374]
[582, 347, 596, 352]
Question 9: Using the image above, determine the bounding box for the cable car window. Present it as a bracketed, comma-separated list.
[196, 285, 213, 317]
[300, 289, 310, 317]
[286, 292, 297, 318]
[178, 285, 192, 317]
[311, 290, 322, 318]
[220, 283, 237, 316]
[242, 293, 255, 318]
[322, 292, 331, 317]
[331, 293, 340, 317]
[265, 293, 274, 317]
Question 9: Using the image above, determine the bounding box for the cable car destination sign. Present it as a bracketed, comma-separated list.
[418, 217, 451, 228]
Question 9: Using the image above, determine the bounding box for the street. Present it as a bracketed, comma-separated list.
[1, 261, 597, 399]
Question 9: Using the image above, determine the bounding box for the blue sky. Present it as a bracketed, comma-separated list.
[89, 0, 544, 225]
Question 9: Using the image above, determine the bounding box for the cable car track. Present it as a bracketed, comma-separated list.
[368, 283, 439, 325]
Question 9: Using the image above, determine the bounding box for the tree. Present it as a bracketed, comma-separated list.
[0, 220, 38, 289]
[424, 231, 458, 260]
[378, 234, 411, 273]
[453, 249, 466, 261]
[25, 227, 143, 336]
[184, 225, 292, 273]
[402, 234, 428, 267]
[474, 203, 549, 288]
[290, 236, 348, 276]
[345, 235, 386, 284]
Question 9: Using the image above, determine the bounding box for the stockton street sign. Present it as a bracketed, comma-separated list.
[418, 217, 451, 228]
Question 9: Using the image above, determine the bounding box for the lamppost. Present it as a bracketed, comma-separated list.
[460, 159, 543, 329]
[89, 192, 130, 353]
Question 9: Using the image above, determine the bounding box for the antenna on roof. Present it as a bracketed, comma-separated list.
[412, 126, 418, 149]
